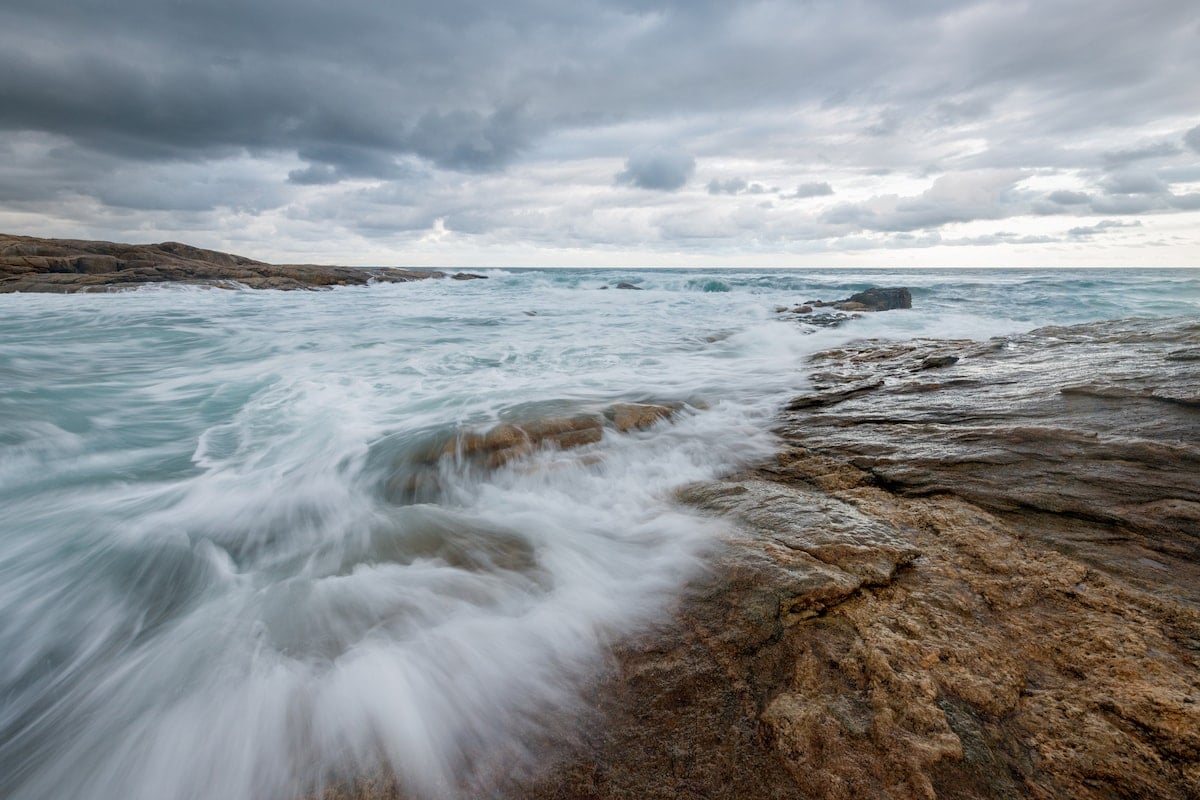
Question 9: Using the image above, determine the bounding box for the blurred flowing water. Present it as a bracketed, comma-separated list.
[1, 268, 1196, 799]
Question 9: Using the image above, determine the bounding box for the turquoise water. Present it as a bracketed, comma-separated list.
[1, 268, 1197, 799]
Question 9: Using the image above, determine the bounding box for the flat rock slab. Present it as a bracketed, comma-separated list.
[780, 316, 1200, 603]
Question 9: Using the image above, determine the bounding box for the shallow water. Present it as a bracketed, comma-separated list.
[1, 268, 1197, 799]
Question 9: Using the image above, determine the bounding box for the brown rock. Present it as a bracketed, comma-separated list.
[604, 402, 676, 432]
[919, 354, 959, 370]
[506, 317, 1200, 800]
[0, 233, 453, 292]
[368, 318, 1198, 800]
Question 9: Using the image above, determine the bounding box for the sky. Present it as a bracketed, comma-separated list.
[1, 0, 1198, 267]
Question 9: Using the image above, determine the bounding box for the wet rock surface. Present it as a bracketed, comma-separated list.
[797, 285, 913, 312]
[384, 402, 681, 504]
[502, 316, 1200, 800]
[0, 234, 459, 292]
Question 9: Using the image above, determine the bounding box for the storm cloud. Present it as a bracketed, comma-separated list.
[616, 146, 696, 191]
[0, 0, 1197, 265]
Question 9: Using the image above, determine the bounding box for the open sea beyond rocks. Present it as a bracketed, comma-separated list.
[1, 267, 1198, 800]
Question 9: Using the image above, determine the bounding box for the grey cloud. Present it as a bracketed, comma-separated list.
[406, 107, 531, 173]
[1068, 219, 1141, 238]
[1046, 190, 1090, 205]
[819, 171, 1024, 233]
[1186, 126, 1200, 154]
[1102, 142, 1181, 166]
[1, 0, 1199, 258]
[616, 146, 695, 191]
[707, 178, 747, 195]
[1089, 194, 1166, 215]
[789, 182, 834, 198]
[288, 146, 422, 185]
[946, 232, 1058, 246]
[707, 178, 774, 196]
[1101, 172, 1169, 195]
[1170, 193, 1200, 210]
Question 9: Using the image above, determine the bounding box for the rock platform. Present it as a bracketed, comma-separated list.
[0, 234, 481, 291]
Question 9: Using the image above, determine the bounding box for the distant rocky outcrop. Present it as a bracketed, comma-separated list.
[778, 285, 913, 315]
[836, 286, 912, 311]
[0, 233, 475, 292]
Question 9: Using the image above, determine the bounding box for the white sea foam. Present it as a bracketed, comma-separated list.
[0, 268, 1195, 799]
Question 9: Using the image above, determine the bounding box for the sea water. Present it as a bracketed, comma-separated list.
[1, 268, 1197, 799]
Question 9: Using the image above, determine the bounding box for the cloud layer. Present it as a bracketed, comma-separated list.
[0, 0, 1197, 265]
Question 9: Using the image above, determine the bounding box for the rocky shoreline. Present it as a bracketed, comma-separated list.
[11, 239, 1193, 798]
[0, 234, 485, 292]
[340, 316, 1199, 800]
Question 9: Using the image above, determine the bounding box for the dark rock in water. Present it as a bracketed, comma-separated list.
[842, 286, 912, 311]
[451, 272, 488, 280]
[799, 311, 859, 329]
[919, 354, 959, 370]
[779, 289, 910, 332]
[614, 282, 643, 290]
[0, 233, 457, 292]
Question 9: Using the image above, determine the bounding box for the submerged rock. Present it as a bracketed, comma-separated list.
[614, 282, 643, 290]
[604, 402, 677, 432]
[385, 402, 682, 504]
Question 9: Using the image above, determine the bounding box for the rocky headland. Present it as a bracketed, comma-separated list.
[0, 234, 486, 292]
[340, 315, 1199, 800]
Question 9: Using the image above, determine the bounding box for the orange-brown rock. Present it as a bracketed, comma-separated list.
[355, 318, 1199, 800]
[604, 402, 677, 432]
[503, 317, 1199, 800]
[0, 233, 457, 291]
[385, 403, 682, 504]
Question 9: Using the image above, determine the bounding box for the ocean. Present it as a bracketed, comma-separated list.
[1, 268, 1197, 799]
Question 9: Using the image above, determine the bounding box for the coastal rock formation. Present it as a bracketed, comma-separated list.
[0, 234, 462, 292]
[839, 286, 912, 311]
[500, 317, 1199, 800]
[385, 402, 681, 503]
[798, 286, 913, 312]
